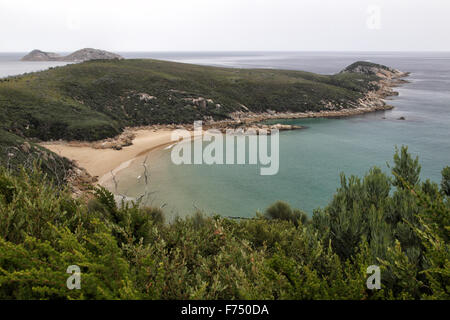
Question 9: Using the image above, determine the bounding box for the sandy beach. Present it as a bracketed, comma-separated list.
[42, 129, 175, 183]
[40, 102, 395, 188]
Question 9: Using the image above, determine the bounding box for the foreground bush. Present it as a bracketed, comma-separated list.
[0, 147, 448, 299]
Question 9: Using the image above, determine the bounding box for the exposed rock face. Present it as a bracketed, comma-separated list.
[21, 48, 123, 62]
[137, 93, 157, 102]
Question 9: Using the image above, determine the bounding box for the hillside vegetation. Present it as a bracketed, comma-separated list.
[0, 59, 379, 142]
[0, 128, 72, 186]
[0, 147, 448, 299]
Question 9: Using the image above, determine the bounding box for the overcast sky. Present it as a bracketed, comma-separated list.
[1, 0, 449, 52]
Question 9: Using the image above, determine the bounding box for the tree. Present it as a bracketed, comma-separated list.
[441, 166, 450, 196]
[391, 146, 421, 188]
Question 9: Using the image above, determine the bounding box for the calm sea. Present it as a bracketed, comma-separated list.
[2, 51, 449, 218]
[0, 52, 72, 78]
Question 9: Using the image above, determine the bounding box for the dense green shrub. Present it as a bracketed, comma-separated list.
[0, 148, 448, 300]
[264, 201, 308, 227]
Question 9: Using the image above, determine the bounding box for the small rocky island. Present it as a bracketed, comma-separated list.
[21, 48, 123, 62]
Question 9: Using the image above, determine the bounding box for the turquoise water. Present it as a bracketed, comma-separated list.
[111, 113, 449, 219]
[106, 52, 450, 220]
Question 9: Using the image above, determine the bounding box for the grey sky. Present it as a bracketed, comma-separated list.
[1, 0, 449, 52]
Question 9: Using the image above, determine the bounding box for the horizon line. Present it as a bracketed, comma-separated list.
[2, 49, 450, 54]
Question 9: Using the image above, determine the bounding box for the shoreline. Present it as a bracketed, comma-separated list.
[41, 129, 175, 182]
[41, 69, 408, 191]
[40, 103, 394, 189]
[217, 104, 394, 126]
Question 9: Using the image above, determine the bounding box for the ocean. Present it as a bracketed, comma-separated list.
[0, 52, 72, 78]
[2, 51, 449, 219]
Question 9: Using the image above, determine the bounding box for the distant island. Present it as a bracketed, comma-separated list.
[20, 48, 123, 62]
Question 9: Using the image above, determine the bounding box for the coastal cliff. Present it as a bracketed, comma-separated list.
[21, 48, 123, 62]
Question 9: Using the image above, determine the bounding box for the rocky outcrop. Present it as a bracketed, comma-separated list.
[340, 61, 409, 79]
[137, 93, 157, 102]
[66, 165, 98, 198]
[183, 97, 216, 109]
[240, 123, 303, 135]
[200, 121, 304, 134]
[89, 130, 135, 150]
[63, 48, 123, 62]
[21, 48, 123, 62]
[21, 50, 62, 61]
[183, 97, 207, 108]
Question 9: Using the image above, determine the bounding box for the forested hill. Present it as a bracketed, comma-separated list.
[0, 59, 395, 142]
[0, 59, 406, 179]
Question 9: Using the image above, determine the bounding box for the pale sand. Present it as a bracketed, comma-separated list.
[42, 129, 175, 182]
